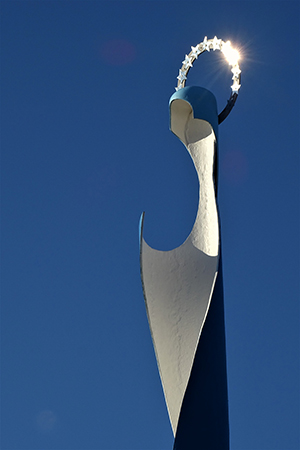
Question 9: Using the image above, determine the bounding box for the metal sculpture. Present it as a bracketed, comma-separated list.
[140, 37, 241, 449]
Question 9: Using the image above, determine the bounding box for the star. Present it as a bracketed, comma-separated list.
[231, 66, 241, 76]
[231, 81, 241, 93]
[202, 36, 211, 52]
[176, 80, 185, 91]
[177, 69, 187, 83]
[212, 36, 221, 51]
[221, 40, 231, 57]
[190, 45, 201, 59]
[182, 54, 193, 70]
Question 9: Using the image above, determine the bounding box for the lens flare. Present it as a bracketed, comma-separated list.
[221, 41, 240, 66]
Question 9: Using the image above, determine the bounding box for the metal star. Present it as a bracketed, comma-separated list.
[182, 54, 193, 70]
[177, 69, 187, 83]
[190, 45, 201, 59]
[231, 81, 241, 93]
[212, 36, 221, 51]
[231, 66, 241, 76]
[221, 40, 232, 56]
[203, 36, 211, 51]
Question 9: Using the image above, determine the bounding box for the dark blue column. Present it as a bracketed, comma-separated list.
[173, 255, 229, 450]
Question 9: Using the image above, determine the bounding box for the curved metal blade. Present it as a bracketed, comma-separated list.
[140, 87, 220, 435]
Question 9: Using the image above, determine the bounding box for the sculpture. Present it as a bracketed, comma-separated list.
[140, 37, 241, 449]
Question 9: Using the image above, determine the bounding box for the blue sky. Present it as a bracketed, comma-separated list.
[1, 1, 299, 449]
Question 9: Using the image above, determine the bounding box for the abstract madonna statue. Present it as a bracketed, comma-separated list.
[140, 37, 241, 450]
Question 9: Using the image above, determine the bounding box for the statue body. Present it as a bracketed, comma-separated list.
[140, 87, 229, 449]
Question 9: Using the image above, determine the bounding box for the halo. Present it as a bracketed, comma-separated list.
[176, 36, 241, 124]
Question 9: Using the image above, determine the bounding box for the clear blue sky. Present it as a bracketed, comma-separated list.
[1, 1, 299, 449]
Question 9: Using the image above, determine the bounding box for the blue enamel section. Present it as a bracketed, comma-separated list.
[169, 86, 219, 140]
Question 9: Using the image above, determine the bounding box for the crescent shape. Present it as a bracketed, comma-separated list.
[140, 87, 220, 435]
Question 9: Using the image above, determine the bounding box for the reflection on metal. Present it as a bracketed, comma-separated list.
[140, 39, 241, 449]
